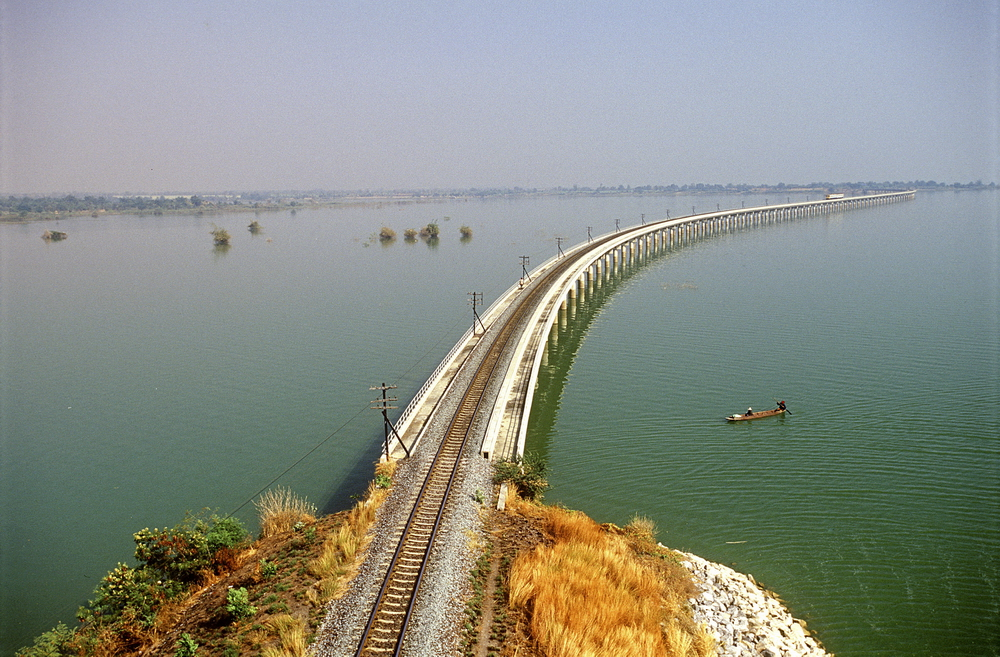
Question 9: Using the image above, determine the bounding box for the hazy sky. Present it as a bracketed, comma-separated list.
[1, 0, 997, 194]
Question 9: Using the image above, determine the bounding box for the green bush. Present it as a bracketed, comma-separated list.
[15, 622, 75, 657]
[174, 632, 199, 657]
[134, 525, 210, 582]
[225, 587, 257, 621]
[420, 222, 440, 239]
[259, 558, 279, 579]
[134, 514, 247, 582]
[492, 453, 549, 500]
[205, 515, 249, 552]
[77, 563, 171, 628]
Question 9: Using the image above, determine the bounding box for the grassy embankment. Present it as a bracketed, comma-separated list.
[19, 457, 713, 657]
[507, 495, 714, 657]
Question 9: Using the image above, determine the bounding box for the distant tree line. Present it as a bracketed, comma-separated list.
[4, 180, 995, 220]
[1, 194, 205, 217]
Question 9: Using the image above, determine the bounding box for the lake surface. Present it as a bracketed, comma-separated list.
[1, 191, 997, 655]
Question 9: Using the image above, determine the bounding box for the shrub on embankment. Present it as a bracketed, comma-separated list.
[15, 464, 396, 657]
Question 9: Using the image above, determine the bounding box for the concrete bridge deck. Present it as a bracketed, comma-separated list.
[384, 190, 915, 463]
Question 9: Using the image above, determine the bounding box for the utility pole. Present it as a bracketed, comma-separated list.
[370, 383, 408, 458]
[587, 226, 592, 243]
[469, 291, 486, 334]
[519, 256, 531, 288]
[615, 218, 620, 232]
[665, 209, 670, 219]
[555, 236, 565, 258]
[640, 213, 645, 225]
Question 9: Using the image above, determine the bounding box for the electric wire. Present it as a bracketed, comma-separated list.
[227, 285, 501, 518]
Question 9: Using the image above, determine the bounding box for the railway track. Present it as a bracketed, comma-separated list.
[354, 233, 621, 656]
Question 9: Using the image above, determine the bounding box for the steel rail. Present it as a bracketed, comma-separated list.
[354, 234, 622, 657]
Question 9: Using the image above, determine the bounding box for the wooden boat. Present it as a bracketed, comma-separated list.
[726, 406, 787, 422]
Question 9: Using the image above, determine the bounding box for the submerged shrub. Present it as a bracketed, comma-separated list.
[210, 225, 231, 245]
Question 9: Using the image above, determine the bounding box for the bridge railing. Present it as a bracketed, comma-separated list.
[393, 190, 915, 455]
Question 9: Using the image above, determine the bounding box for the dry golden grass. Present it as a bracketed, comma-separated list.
[306, 460, 396, 604]
[255, 486, 318, 538]
[507, 503, 714, 657]
[261, 614, 309, 657]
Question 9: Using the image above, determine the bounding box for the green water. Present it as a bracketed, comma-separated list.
[528, 191, 999, 655]
[1, 192, 997, 655]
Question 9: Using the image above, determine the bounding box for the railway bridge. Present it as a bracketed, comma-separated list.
[385, 190, 915, 463]
[344, 189, 915, 656]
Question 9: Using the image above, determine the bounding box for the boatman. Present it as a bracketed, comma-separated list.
[777, 400, 786, 410]
[746, 407, 753, 416]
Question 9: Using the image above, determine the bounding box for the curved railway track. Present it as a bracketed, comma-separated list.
[354, 233, 621, 657]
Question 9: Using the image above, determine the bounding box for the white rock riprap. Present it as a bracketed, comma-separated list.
[677, 551, 830, 657]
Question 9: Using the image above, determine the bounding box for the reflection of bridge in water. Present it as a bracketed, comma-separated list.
[386, 190, 916, 464]
[349, 190, 915, 656]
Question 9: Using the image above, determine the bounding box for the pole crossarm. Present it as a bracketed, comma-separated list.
[370, 383, 410, 458]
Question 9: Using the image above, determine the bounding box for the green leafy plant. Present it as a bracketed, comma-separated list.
[492, 453, 549, 500]
[174, 632, 199, 657]
[14, 622, 75, 657]
[133, 525, 210, 582]
[375, 473, 392, 489]
[419, 222, 440, 239]
[259, 559, 278, 579]
[206, 515, 249, 552]
[78, 563, 167, 628]
[225, 587, 257, 621]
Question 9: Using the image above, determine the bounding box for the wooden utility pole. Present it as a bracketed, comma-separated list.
[519, 256, 531, 288]
[370, 383, 408, 458]
[469, 292, 486, 335]
[555, 237, 565, 258]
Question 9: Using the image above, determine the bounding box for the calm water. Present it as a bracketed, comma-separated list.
[1, 192, 997, 655]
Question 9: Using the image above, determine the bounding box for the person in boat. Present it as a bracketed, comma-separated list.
[777, 400, 786, 410]
[746, 407, 753, 416]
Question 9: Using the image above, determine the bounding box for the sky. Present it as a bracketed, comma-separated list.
[1, 0, 997, 194]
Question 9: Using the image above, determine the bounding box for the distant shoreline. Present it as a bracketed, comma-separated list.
[3, 183, 993, 224]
